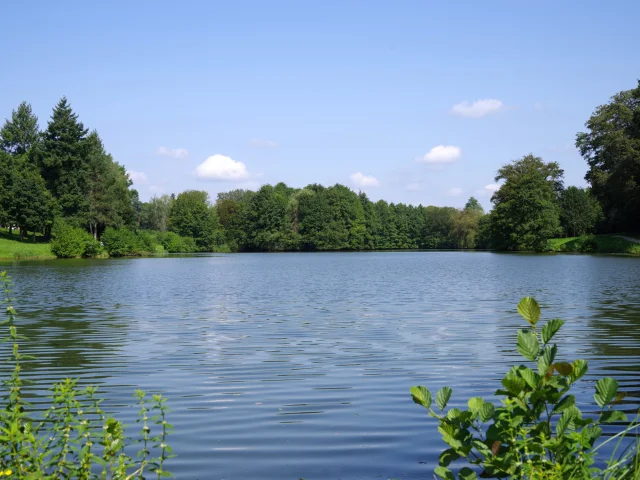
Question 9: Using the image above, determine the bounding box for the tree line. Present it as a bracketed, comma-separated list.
[1, 80, 638, 254]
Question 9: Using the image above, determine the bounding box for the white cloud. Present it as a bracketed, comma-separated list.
[149, 185, 165, 195]
[350, 172, 380, 187]
[406, 183, 422, 191]
[451, 99, 504, 118]
[156, 146, 189, 159]
[447, 187, 463, 196]
[419, 145, 461, 164]
[477, 183, 501, 196]
[533, 101, 543, 111]
[196, 154, 250, 181]
[249, 138, 279, 148]
[128, 170, 147, 184]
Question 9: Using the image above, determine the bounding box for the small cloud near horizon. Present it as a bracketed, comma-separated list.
[156, 147, 189, 159]
[128, 170, 147, 184]
[451, 99, 504, 118]
[350, 172, 380, 187]
[447, 187, 463, 196]
[249, 138, 279, 148]
[196, 154, 250, 181]
[419, 145, 461, 164]
[148, 185, 165, 195]
[477, 183, 501, 197]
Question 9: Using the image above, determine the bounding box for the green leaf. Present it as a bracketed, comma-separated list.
[517, 297, 541, 326]
[479, 402, 495, 422]
[542, 318, 564, 344]
[570, 359, 588, 382]
[517, 330, 540, 361]
[436, 387, 453, 411]
[438, 448, 460, 467]
[472, 439, 492, 457]
[501, 372, 526, 396]
[538, 344, 557, 375]
[434, 466, 455, 480]
[594, 377, 619, 408]
[410, 386, 432, 409]
[519, 367, 539, 388]
[446, 408, 462, 420]
[599, 410, 627, 423]
[552, 395, 575, 414]
[553, 362, 573, 376]
[556, 410, 573, 436]
[459, 467, 478, 480]
[467, 397, 484, 413]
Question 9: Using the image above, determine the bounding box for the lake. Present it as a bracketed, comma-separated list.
[2, 252, 639, 479]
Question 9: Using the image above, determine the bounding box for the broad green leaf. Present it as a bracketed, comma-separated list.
[538, 344, 557, 375]
[434, 466, 455, 480]
[570, 359, 588, 381]
[501, 373, 526, 396]
[553, 362, 573, 376]
[472, 439, 491, 457]
[517, 297, 541, 326]
[581, 425, 603, 447]
[517, 330, 540, 361]
[552, 395, 575, 414]
[459, 467, 478, 480]
[542, 318, 564, 344]
[410, 386, 431, 409]
[594, 378, 618, 408]
[468, 397, 484, 413]
[556, 410, 573, 436]
[446, 408, 462, 420]
[479, 402, 495, 422]
[599, 410, 627, 423]
[436, 386, 453, 411]
[438, 448, 459, 467]
[519, 367, 539, 388]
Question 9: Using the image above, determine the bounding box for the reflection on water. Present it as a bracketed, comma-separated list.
[1, 253, 639, 479]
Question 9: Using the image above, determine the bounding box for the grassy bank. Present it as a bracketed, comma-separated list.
[0, 230, 55, 260]
[549, 234, 640, 255]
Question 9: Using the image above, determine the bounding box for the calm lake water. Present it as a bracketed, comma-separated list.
[2, 252, 640, 479]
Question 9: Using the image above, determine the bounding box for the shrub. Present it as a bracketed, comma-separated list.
[0, 271, 173, 478]
[181, 236, 198, 253]
[101, 227, 138, 256]
[411, 297, 639, 479]
[51, 220, 102, 258]
[156, 231, 198, 253]
[158, 231, 184, 253]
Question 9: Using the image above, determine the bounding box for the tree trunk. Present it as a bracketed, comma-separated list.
[33, 232, 36, 242]
[8, 225, 12, 235]
[19, 227, 25, 241]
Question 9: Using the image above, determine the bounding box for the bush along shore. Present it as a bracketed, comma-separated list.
[0, 271, 174, 477]
[411, 298, 639, 479]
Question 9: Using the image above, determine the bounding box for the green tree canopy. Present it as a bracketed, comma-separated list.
[490, 154, 563, 251]
[41, 97, 89, 223]
[169, 190, 222, 251]
[0, 102, 41, 156]
[576, 80, 640, 232]
[559, 186, 602, 237]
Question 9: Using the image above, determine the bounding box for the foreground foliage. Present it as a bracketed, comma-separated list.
[0, 272, 174, 478]
[411, 297, 639, 479]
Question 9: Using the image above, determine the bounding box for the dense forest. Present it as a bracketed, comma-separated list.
[1, 81, 639, 256]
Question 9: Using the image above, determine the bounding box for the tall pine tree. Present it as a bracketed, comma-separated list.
[41, 97, 89, 224]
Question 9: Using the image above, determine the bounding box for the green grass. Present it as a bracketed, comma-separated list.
[549, 234, 640, 255]
[0, 228, 55, 260]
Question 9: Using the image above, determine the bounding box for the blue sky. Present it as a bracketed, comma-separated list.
[2, 1, 639, 209]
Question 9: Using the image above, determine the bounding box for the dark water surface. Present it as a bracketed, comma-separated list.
[2, 252, 640, 479]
